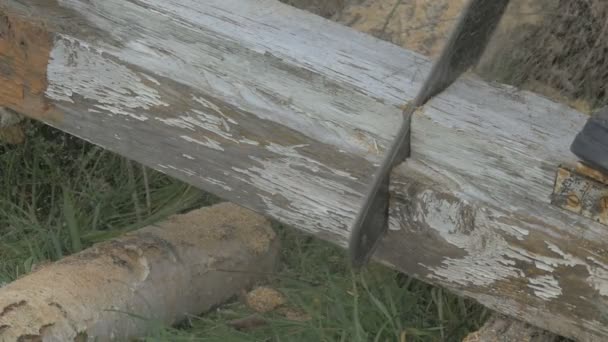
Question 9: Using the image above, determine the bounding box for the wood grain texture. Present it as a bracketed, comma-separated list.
[0, 0, 605, 340]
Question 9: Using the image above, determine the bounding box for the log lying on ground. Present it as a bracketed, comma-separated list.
[0, 203, 279, 341]
[0, 0, 605, 340]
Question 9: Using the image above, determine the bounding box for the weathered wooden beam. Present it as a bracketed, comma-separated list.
[0, 0, 605, 340]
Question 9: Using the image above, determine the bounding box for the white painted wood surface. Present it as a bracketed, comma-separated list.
[0, 0, 606, 340]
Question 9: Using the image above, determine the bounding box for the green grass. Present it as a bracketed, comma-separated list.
[0, 122, 487, 341]
[145, 227, 488, 342]
[0, 122, 214, 282]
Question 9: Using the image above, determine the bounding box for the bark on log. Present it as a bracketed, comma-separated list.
[0, 1, 606, 340]
[0, 203, 279, 341]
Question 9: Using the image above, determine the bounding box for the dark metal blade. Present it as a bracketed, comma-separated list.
[349, 105, 414, 269]
[415, 0, 512, 105]
[349, 0, 511, 269]
[571, 106, 608, 174]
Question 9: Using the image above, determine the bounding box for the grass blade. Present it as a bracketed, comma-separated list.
[62, 186, 82, 253]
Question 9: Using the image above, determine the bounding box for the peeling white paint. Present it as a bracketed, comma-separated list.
[142, 74, 161, 86]
[158, 164, 196, 177]
[239, 138, 260, 146]
[187, 110, 236, 141]
[544, 242, 584, 267]
[405, 186, 608, 303]
[204, 177, 233, 192]
[181, 168, 196, 176]
[181, 135, 224, 151]
[408, 191, 537, 287]
[230, 144, 362, 238]
[157, 104, 246, 147]
[528, 275, 562, 300]
[156, 118, 195, 130]
[46, 35, 168, 121]
[266, 143, 357, 180]
[56, 0, 409, 161]
[193, 96, 237, 125]
[587, 257, 608, 297]
[413, 191, 523, 288]
[158, 113, 260, 147]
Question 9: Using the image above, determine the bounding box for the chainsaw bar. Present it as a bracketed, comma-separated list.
[349, 0, 512, 269]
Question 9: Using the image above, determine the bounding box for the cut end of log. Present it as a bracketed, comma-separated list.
[0, 10, 60, 122]
[0, 203, 279, 341]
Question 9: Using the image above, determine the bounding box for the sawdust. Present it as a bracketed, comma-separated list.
[158, 202, 276, 255]
[245, 286, 286, 313]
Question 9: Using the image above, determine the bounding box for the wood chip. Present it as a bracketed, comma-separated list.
[245, 287, 286, 313]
